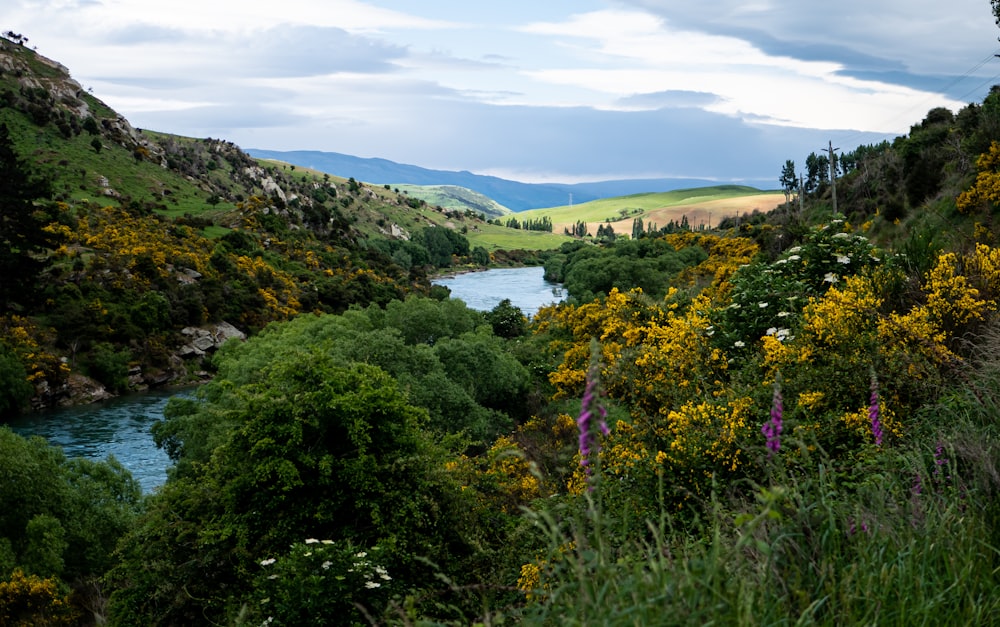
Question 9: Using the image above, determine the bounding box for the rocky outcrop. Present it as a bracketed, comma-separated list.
[178, 321, 246, 358]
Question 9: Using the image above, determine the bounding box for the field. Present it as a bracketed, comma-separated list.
[516, 186, 785, 236]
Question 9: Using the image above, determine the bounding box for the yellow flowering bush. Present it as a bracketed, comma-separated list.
[923, 252, 993, 330]
[956, 140, 1000, 214]
[0, 570, 78, 626]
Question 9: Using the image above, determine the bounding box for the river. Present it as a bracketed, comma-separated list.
[432, 265, 565, 316]
[7, 267, 562, 493]
[7, 386, 194, 493]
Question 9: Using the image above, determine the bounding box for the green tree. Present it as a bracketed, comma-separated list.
[486, 298, 528, 339]
[0, 344, 33, 417]
[0, 123, 58, 309]
[110, 357, 482, 625]
[780, 159, 798, 203]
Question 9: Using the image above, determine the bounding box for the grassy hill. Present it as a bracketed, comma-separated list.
[392, 184, 512, 219]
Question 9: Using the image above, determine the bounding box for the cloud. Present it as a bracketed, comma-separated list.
[617, 90, 722, 109]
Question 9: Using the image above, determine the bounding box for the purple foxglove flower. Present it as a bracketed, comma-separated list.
[870, 372, 883, 447]
[762, 378, 783, 456]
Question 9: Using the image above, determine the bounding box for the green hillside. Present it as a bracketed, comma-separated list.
[393, 183, 513, 219]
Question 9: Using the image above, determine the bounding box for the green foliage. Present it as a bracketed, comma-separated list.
[82, 342, 131, 393]
[420, 226, 470, 267]
[243, 540, 395, 626]
[557, 235, 709, 301]
[110, 355, 487, 625]
[0, 122, 58, 309]
[0, 344, 33, 417]
[713, 220, 884, 348]
[487, 298, 528, 339]
[0, 428, 141, 582]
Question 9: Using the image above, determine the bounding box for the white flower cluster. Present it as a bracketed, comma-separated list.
[766, 327, 793, 341]
[350, 550, 392, 589]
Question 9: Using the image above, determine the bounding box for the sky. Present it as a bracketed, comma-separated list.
[6, 0, 1000, 186]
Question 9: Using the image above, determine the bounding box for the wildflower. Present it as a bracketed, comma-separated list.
[823, 272, 839, 283]
[321, 540, 334, 545]
[788, 254, 801, 261]
[869, 372, 883, 447]
[260, 558, 276, 567]
[734, 340, 745, 348]
[762, 376, 783, 456]
[321, 561, 332, 570]
[355, 552, 367, 558]
[577, 342, 609, 483]
[758, 302, 769, 308]
[837, 255, 851, 264]
[365, 581, 381, 589]
[305, 538, 319, 544]
[777, 311, 791, 318]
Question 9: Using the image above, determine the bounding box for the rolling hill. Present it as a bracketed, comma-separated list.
[246, 148, 777, 212]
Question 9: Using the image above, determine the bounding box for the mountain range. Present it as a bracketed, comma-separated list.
[246, 148, 776, 213]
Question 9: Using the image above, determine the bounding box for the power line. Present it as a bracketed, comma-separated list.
[831, 48, 1000, 150]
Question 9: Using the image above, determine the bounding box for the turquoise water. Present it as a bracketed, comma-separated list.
[7, 387, 194, 493]
[432, 266, 565, 316]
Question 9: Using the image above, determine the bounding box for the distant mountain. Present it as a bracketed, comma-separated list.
[246, 149, 776, 212]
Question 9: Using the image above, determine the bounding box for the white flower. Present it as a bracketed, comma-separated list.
[365, 581, 381, 589]
[303, 552, 312, 557]
[766, 327, 777, 336]
[321, 540, 334, 545]
[836, 255, 850, 264]
[734, 341, 745, 348]
[823, 272, 839, 283]
[260, 558, 276, 566]
[322, 561, 333, 570]
[787, 246, 802, 254]
[774, 258, 788, 265]
[355, 551, 368, 558]
[375, 565, 391, 580]
[833, 231, 849, 238]
[777, 311, 791, 318]
[788, 255, 801, 261]
[759, 302, 769, 308]
[776, 328, 791, 341]
[305, 538, 319, 544]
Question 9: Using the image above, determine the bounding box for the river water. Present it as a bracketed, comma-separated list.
[432, 265, 564, 316]
[7, 387, 194, 493]
[6, 267, 562, 493]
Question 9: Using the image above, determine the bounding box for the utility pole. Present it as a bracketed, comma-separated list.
[798, 174, 804, 216]
[827, 140, 839, 216]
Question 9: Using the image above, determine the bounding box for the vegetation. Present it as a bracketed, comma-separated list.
[5, 24, 1000, 627]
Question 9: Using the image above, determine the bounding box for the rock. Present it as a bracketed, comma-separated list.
[178, 321, 245, 358]
[60, 374, 113, 406]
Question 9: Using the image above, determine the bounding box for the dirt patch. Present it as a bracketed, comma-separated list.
[554, 193, 786, 236]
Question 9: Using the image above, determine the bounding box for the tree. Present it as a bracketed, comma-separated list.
[779, 159, 798, 203]
[632, 217, 644, 240]
[110, 356, 483, 625]
[0, 123, 58, 308]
